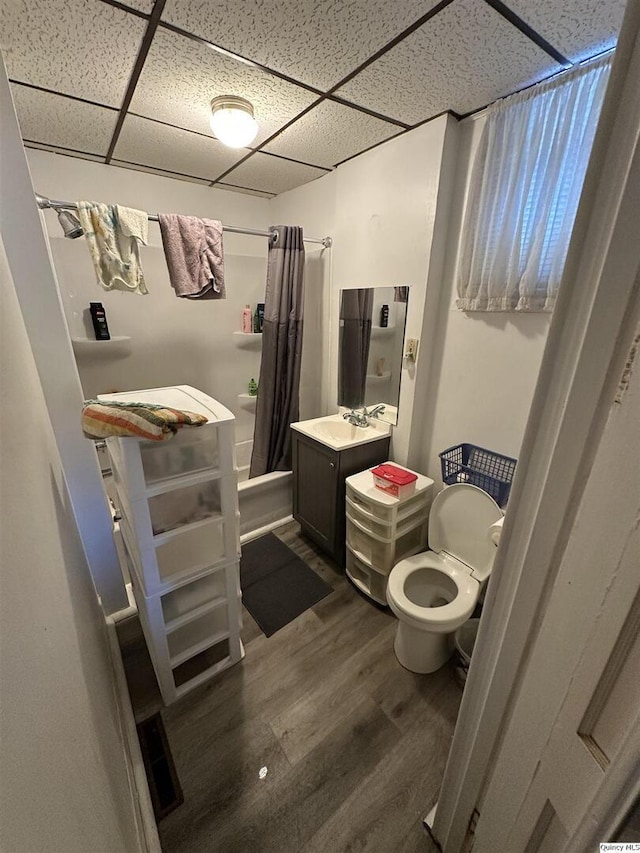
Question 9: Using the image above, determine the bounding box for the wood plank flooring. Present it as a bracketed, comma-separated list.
[118, 521, 460, 853]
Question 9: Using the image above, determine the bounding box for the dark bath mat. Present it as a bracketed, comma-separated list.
[240, 533, 333, 637]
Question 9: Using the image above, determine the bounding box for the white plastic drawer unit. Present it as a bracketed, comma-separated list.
[160, 570, 228, 627]
[148, 479, 222, 535]
[99, 385, 237, 500]
[119, 503, 239, 595]
[345, 495, 427, 539]
[166, 609, 230, 668]
[140, 428, 220, 482]
[346, 548, 388, 606]
[345, 513, 426, 572]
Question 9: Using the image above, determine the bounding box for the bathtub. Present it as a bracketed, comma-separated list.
[235, 439, 293, 540]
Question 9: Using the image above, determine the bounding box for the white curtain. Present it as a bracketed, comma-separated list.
[457, 54, 612, 313]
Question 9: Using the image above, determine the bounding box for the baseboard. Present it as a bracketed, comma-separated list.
[240, 514, 294, 544]
[105, 616, 162, 853]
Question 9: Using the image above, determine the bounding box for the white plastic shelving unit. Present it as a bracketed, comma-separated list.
[345, 465, 434, 605]
[99, 385, 243, 704]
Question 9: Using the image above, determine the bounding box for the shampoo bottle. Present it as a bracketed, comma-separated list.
[248, 378, 258, 396]
[90, 302, 110, 340]
[380, 304, 389, 328]
[242, 304, 252, 333]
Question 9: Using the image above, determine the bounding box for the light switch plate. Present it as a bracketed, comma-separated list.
[405, 338, 419, 361]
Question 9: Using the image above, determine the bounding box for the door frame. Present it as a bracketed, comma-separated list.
[432, 4, 640, 850]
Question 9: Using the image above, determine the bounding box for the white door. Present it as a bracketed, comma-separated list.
[472, 342, 640, 852]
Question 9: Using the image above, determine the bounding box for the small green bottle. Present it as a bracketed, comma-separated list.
[248, 378, 258, 396]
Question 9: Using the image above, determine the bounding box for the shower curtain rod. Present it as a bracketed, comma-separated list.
[35, 194, 332, 248]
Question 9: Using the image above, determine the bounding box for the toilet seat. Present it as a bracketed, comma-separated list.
[387, 551, 479, 633]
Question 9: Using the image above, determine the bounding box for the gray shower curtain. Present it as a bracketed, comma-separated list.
[338, 288, 373, 410]
[250, 226, 305, 477]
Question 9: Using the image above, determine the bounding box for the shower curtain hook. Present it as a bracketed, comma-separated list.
[269, 228, 279, 246]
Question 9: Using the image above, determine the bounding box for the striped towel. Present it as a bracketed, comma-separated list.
[82, 400, 207, 441]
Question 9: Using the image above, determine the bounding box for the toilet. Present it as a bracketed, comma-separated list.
[386, 483, 503, 674]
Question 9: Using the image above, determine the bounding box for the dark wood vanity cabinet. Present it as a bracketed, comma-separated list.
[291, 429, 390, 567]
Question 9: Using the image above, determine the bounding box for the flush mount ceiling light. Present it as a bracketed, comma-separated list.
[209, 96, 258, 148]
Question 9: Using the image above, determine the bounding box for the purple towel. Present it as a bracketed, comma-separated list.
[158, 213, 225, 299]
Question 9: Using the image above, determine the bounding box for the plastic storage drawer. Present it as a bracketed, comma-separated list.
[345, 513, 426, 572]
[345, 495, 427, 539]
[346, 548, 388, 606]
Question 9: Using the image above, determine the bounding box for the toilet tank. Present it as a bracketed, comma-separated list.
[429, 484, 503, 583]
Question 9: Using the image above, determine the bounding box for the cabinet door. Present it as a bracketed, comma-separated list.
[293, 437, 338, 550]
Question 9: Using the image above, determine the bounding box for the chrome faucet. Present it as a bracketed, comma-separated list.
[342, 405, 386, 427]
[343, 408, 369, 427]
[367, 404, 386, 419]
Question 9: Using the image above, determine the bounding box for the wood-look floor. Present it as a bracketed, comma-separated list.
[118, 521, 461, 853]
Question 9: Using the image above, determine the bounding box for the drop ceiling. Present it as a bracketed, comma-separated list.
[0, 0, 626, 198]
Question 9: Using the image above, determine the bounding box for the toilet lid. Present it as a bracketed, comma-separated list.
[429, 484, 502, 582]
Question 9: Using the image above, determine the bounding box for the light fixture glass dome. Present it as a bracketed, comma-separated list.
[209, 96, 258, 148]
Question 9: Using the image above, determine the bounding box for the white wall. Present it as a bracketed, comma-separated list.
[0, 234, 141, 852]
[274, 113, 551, 480]
[417, 115, 552, 480]
[28, 150, 271, 444]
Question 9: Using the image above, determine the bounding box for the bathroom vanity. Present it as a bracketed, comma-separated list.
[291, 414, 391, 566]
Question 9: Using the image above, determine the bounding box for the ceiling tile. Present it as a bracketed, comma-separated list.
[220, 153, 328, 195]
[161, 0, 444, 91]
[11, 85, 117, 156]
[129, 29, 317, 146]
[505, 0, 625, 63]
[113, 115, 245, 180]
[118, 0, 154, 11]
[335, 0, 563, 124]
[264, 100, 402, 168]
[110, 161, 212, 186]
[0, 0, 146, 107]
[216, 184, 276, 199]
[24, 141, 105, 163]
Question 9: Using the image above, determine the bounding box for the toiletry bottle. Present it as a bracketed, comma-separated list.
[380, 304, 389, 328]
[257, 303, 265, 333]
[242, 304, 252, 333]
[253, 306, 260, 333]
[90, 302, 111, 340]
[248, 378, 258, 396]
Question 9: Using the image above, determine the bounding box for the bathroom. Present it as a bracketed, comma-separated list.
[2, 1, 640, 852]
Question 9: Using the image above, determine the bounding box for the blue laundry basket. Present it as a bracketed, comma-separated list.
[439, 443, 517, 508]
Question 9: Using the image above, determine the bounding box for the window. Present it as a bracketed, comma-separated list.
[457, 54, 612, 313]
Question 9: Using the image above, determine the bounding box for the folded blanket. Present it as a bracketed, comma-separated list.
[82, 400, 207, 441]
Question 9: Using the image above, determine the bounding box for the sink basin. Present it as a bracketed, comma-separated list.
[313, 420, 378, 442]
[291, 414, 391, 450]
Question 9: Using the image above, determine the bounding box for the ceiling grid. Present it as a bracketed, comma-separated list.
[0, 0, 626, 196]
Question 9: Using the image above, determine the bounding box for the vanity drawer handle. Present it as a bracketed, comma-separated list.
[329, 462, 335, 468]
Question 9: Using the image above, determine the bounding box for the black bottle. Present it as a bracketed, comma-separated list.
[380, 304, 389, 328]
[90, 302, 111, 340]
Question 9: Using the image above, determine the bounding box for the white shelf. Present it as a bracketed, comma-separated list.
[232, 331, 263, 348]
[366, 372, 392, 382]
[71, 335, 132, 357]
[371, 325, 395, 336]
[238, 393, 258, 410]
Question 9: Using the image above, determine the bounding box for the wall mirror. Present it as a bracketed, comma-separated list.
[338, 286, 409, 426]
